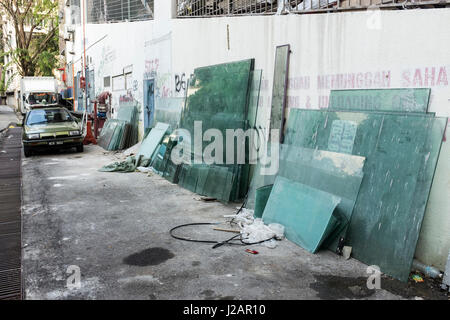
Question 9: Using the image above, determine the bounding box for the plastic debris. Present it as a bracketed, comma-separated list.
[99, 156, 151, 173]
[342, 246, 352, 260]
[412, 275, 424, 283]
[412, 259, 443, 279]
[245, 249, 259, 255]
[136, 166, 153, 173]
[229, 208, 285, 248]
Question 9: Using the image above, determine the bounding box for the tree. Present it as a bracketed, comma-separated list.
[0, 0, 59, 77]
[0, 56, 17, 95]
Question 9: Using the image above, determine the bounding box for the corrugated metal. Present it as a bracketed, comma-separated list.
[0, 127, 23, 300]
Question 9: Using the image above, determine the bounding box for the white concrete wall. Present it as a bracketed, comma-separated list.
[67, 2, 450, 270]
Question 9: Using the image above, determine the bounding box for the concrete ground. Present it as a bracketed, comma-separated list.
[0, 105, 19, 133]
[20, 144, 445, 300]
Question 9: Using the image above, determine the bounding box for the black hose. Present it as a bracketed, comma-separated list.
[169, 222, 275, 249]
[169, 193, 275, 249]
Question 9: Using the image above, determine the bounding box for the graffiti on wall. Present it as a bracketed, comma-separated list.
[143, 33, 173, 100]
[119, 90, 135, 103]
[175, 73, 187, 93]
[144, 58, 160, 80]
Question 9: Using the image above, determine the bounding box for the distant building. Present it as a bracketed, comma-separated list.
[0, 5, 58, 108]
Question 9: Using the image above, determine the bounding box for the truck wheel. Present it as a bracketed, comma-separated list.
[76, 144, 84, 153]
[24, 147, 32, 157]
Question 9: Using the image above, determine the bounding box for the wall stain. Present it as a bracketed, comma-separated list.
[310, 273, 449, 300]
[200, 289, 234, 300]
[310, 275, 375, 299]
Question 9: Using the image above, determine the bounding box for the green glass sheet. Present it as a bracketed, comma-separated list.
[98, 119, 129, 151]
[245, 142, 280, 210]
[117, 103, 139, 148]
[176, 59, 254, 202]
[151, 134, 182, 182]
[270, 45, 290, 142]
[98, 120, 116, 150]
[246, 144, 365, 250]
[179, 59, 254, 141]
[254, 184, 273, 218]
[155, 97, 184, 130]
[151, 137, 169, 174]
[203, 166, 234, 200]
[329, 88, 431, 113]
[137, 122, 170, 165]
[284, 109, 447, 281]
[279, 146, 365, 251]
[161, 137, 182, 183]
[242, 70, 263, 200]
[262, 176, 342, 253]
[248, 70, 263, 128]
[178, 164, 196, 193]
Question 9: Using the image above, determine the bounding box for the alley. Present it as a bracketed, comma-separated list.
[1, 0, 450, 306]
[21, 145, 413, 300]
[0, 106, 19, 132]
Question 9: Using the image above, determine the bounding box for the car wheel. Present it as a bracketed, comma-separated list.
[76, 144, 84, 153]
[24, 147, 32, 157]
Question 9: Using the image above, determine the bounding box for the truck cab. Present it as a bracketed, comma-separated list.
[20, 77, 58, 114]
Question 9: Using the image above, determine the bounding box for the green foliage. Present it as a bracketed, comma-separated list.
[0, 0, 59, 76]
[0, 55, 17, 95]
[37, 50, 57, 76]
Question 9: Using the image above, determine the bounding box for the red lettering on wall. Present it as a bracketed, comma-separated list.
[401, 66, 448, 87]
[437, 67, 449, 86]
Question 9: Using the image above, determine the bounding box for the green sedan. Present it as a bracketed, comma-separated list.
[22, 107, 84, 157]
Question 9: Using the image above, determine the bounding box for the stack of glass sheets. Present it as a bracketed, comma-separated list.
[98, 104, 139, 151]
[283, 108, 446, 282]
[174, 59, 255, 202]
[98, 119, 129, 151]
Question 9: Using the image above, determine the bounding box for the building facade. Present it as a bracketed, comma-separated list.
[1, 2, 61, 109]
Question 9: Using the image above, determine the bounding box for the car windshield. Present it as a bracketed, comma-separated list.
[26, 109, 74, 125]
[27, 93, 57, 105]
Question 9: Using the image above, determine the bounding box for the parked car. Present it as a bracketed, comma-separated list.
[22, 106, 84, 157]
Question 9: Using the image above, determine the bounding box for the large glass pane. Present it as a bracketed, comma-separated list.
[154, 97, 184, 130]
[262, 176, 342, 254]
[248, 70, 263, 128]
[284, 109, 447, 282]
[328, 88, 431, 113]
[176, 59, 255, 202]
[246, 143, 365, 252]
[270, 45, 290, 142]
[116, 103, 139, 148]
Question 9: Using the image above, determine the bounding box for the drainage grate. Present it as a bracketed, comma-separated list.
[0, 270, 21, 300]
[0, 127, 23, 300]
[0, 234, 21, 270]
[0, 221, 21, 235]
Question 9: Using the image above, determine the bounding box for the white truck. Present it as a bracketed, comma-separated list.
[20, 76, 58, 114]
